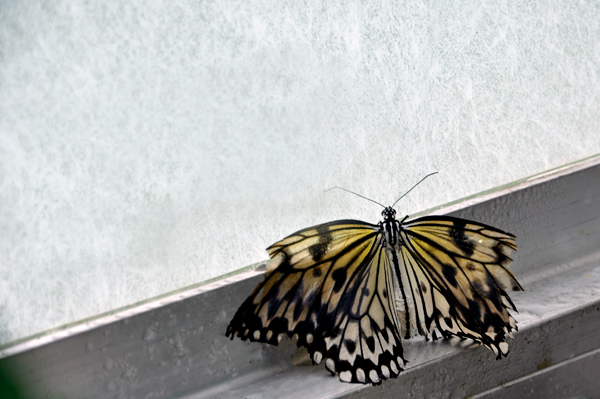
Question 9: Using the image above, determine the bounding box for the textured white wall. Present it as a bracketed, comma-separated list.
[1, 1, 599, 345]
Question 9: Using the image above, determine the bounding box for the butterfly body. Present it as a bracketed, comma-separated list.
[226, 207, 522, 385]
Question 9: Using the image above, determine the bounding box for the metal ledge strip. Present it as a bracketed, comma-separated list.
[472, 346, 600, 399]
[1, 155, 599, 399]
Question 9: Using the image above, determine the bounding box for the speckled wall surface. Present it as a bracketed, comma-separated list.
[1, 1, 599, 344]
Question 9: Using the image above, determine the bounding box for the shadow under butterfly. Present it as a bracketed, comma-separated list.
[226, 173, 523, 385]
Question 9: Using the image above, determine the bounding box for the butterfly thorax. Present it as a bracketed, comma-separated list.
[380, 207, 403, 247]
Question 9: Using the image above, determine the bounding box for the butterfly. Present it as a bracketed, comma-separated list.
[225, 175, 523, 384]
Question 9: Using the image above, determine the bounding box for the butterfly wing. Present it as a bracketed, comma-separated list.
[225, 220, 405, 384]
[314, 240, 406, 384]
[397, 215, 522, 358]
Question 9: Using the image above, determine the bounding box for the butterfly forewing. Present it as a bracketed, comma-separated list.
[265, 221, 377, 268]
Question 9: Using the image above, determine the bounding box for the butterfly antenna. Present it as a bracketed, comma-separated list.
[325, 186, 386, 208]
[391, 172, 438, 208]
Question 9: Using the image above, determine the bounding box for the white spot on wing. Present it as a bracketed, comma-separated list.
[381, 365, 390, 378]
[340, 371, 352, 382]
[313, 351, 322, 364]
[325, 358, 335, 373]
[369, 369, 380, 383]
[356, 368, 365, 383]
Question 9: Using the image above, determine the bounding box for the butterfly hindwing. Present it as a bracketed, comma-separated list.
[314, 241, 405, 384]
[398, 216, 522, 357]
